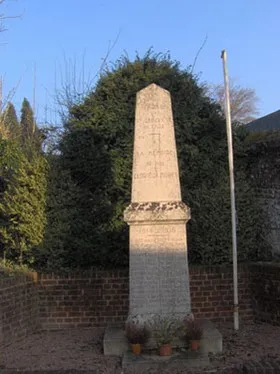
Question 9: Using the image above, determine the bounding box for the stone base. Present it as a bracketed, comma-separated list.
[201, 320, 223, 354]
[122, 350, 209, 373]
[103, 324, 128, 356]
[103, 320, 222, 356]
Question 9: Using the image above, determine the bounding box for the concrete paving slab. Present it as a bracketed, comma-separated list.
[122, 350, 210, 373]
[103, 324, 129, 356]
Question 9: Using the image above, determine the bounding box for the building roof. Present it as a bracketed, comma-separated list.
[247, 110, 280, 132]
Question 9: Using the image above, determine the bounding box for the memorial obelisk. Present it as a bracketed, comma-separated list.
[124, 83, 191, 319]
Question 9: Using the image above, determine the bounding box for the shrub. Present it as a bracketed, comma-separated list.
[183, 317, 203, 341]
[125, 321, 150, 344]
[150, 315, 180, 346]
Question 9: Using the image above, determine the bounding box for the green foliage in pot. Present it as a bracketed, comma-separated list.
[150, 315, 180, 346]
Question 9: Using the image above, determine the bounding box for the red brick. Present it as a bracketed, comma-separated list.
[6, 264, 280, 341]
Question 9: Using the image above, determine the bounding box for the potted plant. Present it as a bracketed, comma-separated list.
[183, 317, 203, 351]
[151, 315, 180, 356]
[125, 320, 150, 356]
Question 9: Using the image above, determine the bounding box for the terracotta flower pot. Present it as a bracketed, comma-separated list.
[131, 343, 141, 355]
[190, 340, 200, 351]
[159, 344, 172, 356]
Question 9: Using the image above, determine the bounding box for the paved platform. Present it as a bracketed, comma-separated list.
[122, 350, 209, 373]
[103, 319, 222, 356]
[103, 324, 128, 356]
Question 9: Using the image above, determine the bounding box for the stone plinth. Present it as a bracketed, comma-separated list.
[124, 202, 191, 317]
[103, 320, 222, 356]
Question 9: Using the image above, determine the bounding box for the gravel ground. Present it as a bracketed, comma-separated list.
[1, 322, 280, 373]
[212, 321, 280, 367]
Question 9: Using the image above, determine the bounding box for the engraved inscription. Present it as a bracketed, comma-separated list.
[132, 84, 181, 202]
[129, 222, 190, 314]
[134, 171, 177, 179]
[131, 224, 187, 252]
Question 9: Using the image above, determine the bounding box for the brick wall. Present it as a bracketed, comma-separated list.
[38, 264, 253, 329]
[38, 270, 129, 330]
[190, 264, 253, 322]
[1, 263, 279, 345]
[0, 273, 39, 346]
[250, 262, 280, 324]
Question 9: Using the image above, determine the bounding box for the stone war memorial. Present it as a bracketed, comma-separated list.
[104, 83, 222, 370]
[124, 83, 191, 319]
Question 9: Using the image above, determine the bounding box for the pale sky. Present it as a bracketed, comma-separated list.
[1, 0, 279, 124]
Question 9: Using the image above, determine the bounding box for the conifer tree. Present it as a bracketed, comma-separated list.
[0, 99, 48, 265]
[53, 51, 268, 268]
[20, 98, 34, 140]
[0, 138, 48, 264]
[36, 155, 80, 270]
[20, 98, 43, 154]
[2, 102, 20, 140]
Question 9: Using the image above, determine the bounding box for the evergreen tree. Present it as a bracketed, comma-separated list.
[20, 98, 42, 152]
[0, 138, 48, 264]
[35, 155, 80, 270]
[2, 102, 20, 140]
[49, 51, 268, 269]
[20, 98, 34, 139]
[40, 126, 116, 269]
[0, 99, 48, 266]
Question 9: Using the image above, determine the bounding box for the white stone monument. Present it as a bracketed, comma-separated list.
[124, 83, 191, 319]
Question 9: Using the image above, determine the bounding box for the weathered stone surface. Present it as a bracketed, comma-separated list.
[124, 83, 191, 319]
[200, 319, 223, 354]
[122, 351, 210, 373]
[124, 201, 190, 222]
[129, 223, 190, 316]
[103, 324, 128, 356]
[131, 83, 181, 203]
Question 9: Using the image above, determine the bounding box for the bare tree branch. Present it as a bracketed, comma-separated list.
[191, 34, 208, 73]
[54, 29, 121, 124]
[0, 0, 21, 33]
[0, 68, 26, 114]
[207, 78, 260, 124]
[98, 28, 121, 77]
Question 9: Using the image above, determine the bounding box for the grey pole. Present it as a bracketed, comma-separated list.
[221, 50, 239, 331]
